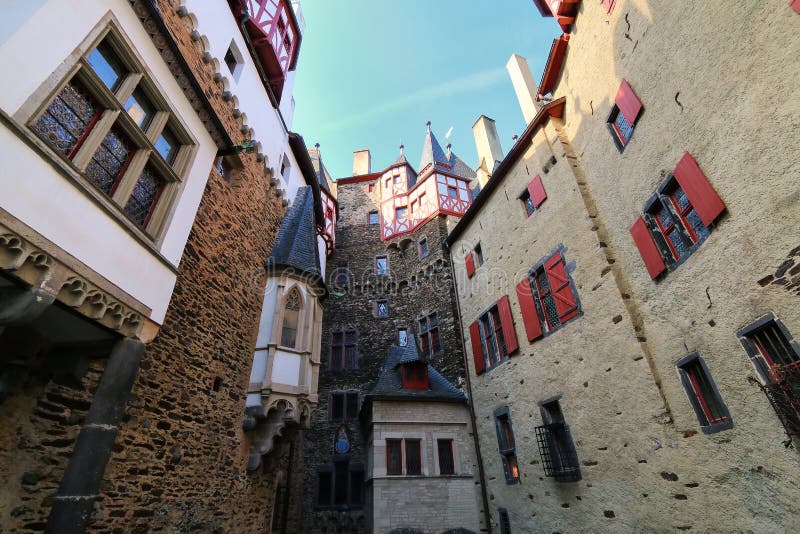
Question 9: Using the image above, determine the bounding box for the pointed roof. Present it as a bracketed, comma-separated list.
[365, 345, 466, 403]
[266, 186, 322, 282]
[397, 334, 427, 365]
[418, 122, 477, 181]
[307, 145, 333, 196]
[394, 143, 408, 165]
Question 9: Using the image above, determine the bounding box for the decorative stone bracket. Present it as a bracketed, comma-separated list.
[243, 396, 313, 471]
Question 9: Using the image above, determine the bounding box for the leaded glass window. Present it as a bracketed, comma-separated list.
[84, 126, 132, 194]
[33, 80, 99, 158]
[124, 166, 164, 227]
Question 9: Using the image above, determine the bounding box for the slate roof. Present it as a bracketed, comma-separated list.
[418, 125, 477, 181]
[307, 146, 333, 196]
[366, 344, 466, 403]
[266, 186, 321, 281]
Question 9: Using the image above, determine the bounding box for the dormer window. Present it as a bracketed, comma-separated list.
[401, 362, 429, 390]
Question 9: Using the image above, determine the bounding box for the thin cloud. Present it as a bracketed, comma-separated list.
[316, 67, 507, 133]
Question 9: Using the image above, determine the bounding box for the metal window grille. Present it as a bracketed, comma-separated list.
[534, 422, 582, 482]
[753, 360, 800, 446]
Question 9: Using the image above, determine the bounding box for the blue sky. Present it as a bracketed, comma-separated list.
[291, 0, 561, 179]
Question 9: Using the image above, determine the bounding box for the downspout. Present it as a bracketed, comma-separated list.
[446, 241, 493, 534]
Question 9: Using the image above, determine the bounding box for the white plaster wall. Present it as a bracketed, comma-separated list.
[271, 350, 300, 386]
[256, 279, 280, 347]
[0, 0, 217, 323]
[317, 234, 327, 277]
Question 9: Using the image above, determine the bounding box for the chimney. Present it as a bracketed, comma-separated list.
[506, 54, 540, 125]
[352, 149, 371, 176]
[472, 115, 504, 188]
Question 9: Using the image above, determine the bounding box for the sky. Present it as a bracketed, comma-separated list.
[291, 0, 561, 180]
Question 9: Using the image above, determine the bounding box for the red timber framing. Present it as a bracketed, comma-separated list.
[538, 34, 569, 100]
[320, 191, 337, 256]
[231, 0, 302, 103]
[532, 0, 581, 32]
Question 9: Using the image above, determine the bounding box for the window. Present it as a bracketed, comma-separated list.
[330, 392, 359, 422]
[280, 288, 301, 348]
[418, 313, 442, 358]
[28, 30, 192, 238]
[386, 439, 403, 475]
[396, 206, 407, 220]
[375, 255, 388, 275]
[494, 408, 520, 484]
[316, 460, 364, 508]
[375, 300, 389, 318]
[418, 237, 429, 259]
[405, 439, 422, 475]
[469, 296, 519, 374]
[368, 210, 379, 225]
[401, 363, 429, 391]
[534, 399, 581, 482]
[607, 79, 643, 150]
[280, 154, 290, 179]
[515, 251, 581, 343]
[223, 40, 243, 82]
[630, 152, 725, 279]
[474, 243, 484, 266]
[330, 329, 358, 370]
[368, 183, 375, 193]
[398, 328, 408, 347]
[738, 314, 800, 443]
[393, 175, 400, 185]
[498, 508, 512, 534]
[447, 186, 458, 198]
[676, 353, 733, 433]
[437, 439, 455, 475]
[520, 175, 547, 217]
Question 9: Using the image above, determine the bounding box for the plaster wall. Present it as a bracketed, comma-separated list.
[0, 0, 219, 323]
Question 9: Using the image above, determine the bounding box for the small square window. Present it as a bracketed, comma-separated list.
[395, 206, 407, 220]
[474, 243, 484, 266]
[447, 186, 458, 198]
[368, 183, 375, 193]
[368, 211, 379, 225]
[376, 300, 389, 318]
[375, 256, 388, 275]
[418, 238, 429, 259]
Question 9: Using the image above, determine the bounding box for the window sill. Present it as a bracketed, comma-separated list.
[699, 419, 734, 435]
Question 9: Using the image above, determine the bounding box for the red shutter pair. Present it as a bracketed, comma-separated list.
[465, 252, 476, 278]
[468, 296, 519, 375]
[630, 152, 726, 279]
[515, 253, 579, 340]
[528, 175, 547, 209]
[615, 79, 642, 126]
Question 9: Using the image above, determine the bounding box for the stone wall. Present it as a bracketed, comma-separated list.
[301, 176, 471, 533]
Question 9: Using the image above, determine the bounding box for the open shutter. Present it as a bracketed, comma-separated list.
[497, 295, 519, 355]
[615, 79, 643, 125]
[528, 175, 548, 208]
[516, 278, 543, 342]
[672, 152, 725, 227]
[469, 321, 485, 375]
[544, 253, 579, 323]
[465, 252, 476, 278]
[792, 0, 800, 14]
[630, 216, 666, 279]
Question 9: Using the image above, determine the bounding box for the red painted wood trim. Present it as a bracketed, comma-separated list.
[469, 321, 485, 375]
[465, 252, 476, 278]
[791, 0, 800, 14]
[630, 216, 666, 279]
[497, 295, 519, 355]
[528, 175, 548, 208]
[538, 34, 569, 99]
[516, 278, 543, 342]
[672, 151, 725, 228]
[615, 79, 643, 126]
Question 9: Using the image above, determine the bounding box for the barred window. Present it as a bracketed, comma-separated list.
[28, 27, 194, 238]
[535, 399, 581, 482]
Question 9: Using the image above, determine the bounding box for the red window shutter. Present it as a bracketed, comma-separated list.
[630, 216, 666, 279]
[496, 295, 519, 355]
[516, 278, 543, 342]
[672, 151, 725, 227]
[602, 0, 617, 13]
[527, 175, 547, 208]
[792, 0, 800, 14]
[465, 252, 476, 278]
[544, 253, 579, 323]
[614, 79, 643, 125]
[469, 321, 485, 375]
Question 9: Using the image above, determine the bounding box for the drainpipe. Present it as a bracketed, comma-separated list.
[446, 241, 493, 533]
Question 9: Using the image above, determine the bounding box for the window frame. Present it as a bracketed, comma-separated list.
[520, 188, 536, 217]
[315, 460, 364, 509]
[397, 328, 409, 347]
[386, 439, 403, 475]
[329, 391, 359, 422]
[526, 249, 583, 337]
[405, 439, 422, 475]
[737, 313, 800, 384]
[22, 22, 196, 244]
[329, 329, 358, 371]
[676, 352, 733, 434]
[418, 237, 429, 259]
[375, 299, 389, 318]
[375, 255, 388, 276]
[368, 210, 379, 225]
[606, 79, 643, 152]
[494, 407, 520, 484]
[475, 305, 509, 371]
[535, 397, 582, 482]
[437, 439, 455, 475]
[418, 312, 442, 358]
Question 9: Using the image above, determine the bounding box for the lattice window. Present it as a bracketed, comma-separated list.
[534, 423, 581, 482]
[33, 80, 100, 158]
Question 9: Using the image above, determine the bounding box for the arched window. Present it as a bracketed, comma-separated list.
[281, 289, 302, 348]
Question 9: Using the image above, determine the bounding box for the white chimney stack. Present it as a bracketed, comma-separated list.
[472, 115, 504, 189]
[506, 53, 540, 125]
[352, 149, 371, 176]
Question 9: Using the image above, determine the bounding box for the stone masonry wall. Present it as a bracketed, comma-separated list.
[301, 176, 470, 533]
[83, 0, 297, 531]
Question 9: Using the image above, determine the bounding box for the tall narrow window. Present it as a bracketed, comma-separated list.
[386, 439, 403, 475]
[280, 289, 301, 348]
[418, 313, 441, 358]
[676, 353, 733, 433]
[330, 391, 359, 422]
[376, 256, 388, 275]
[437, 439, 455, 475]
[330, 329, 358, 370]
[498, 508, 512, 534]
[405, 440, 422, 475]
[418, 237, 429, 259]
[376, 300, 389, 318]
[474, 243, 484, 266]
[368, 210, 379, 225]
[494, 408, 519, 484]
[535, 399, 581, 482]
[397, 328, 409, 347]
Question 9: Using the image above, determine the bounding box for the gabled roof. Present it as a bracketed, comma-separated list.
[307, 145, 333, 196]
[266, 185, 322, 284]
[365, 345, 466, 403]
